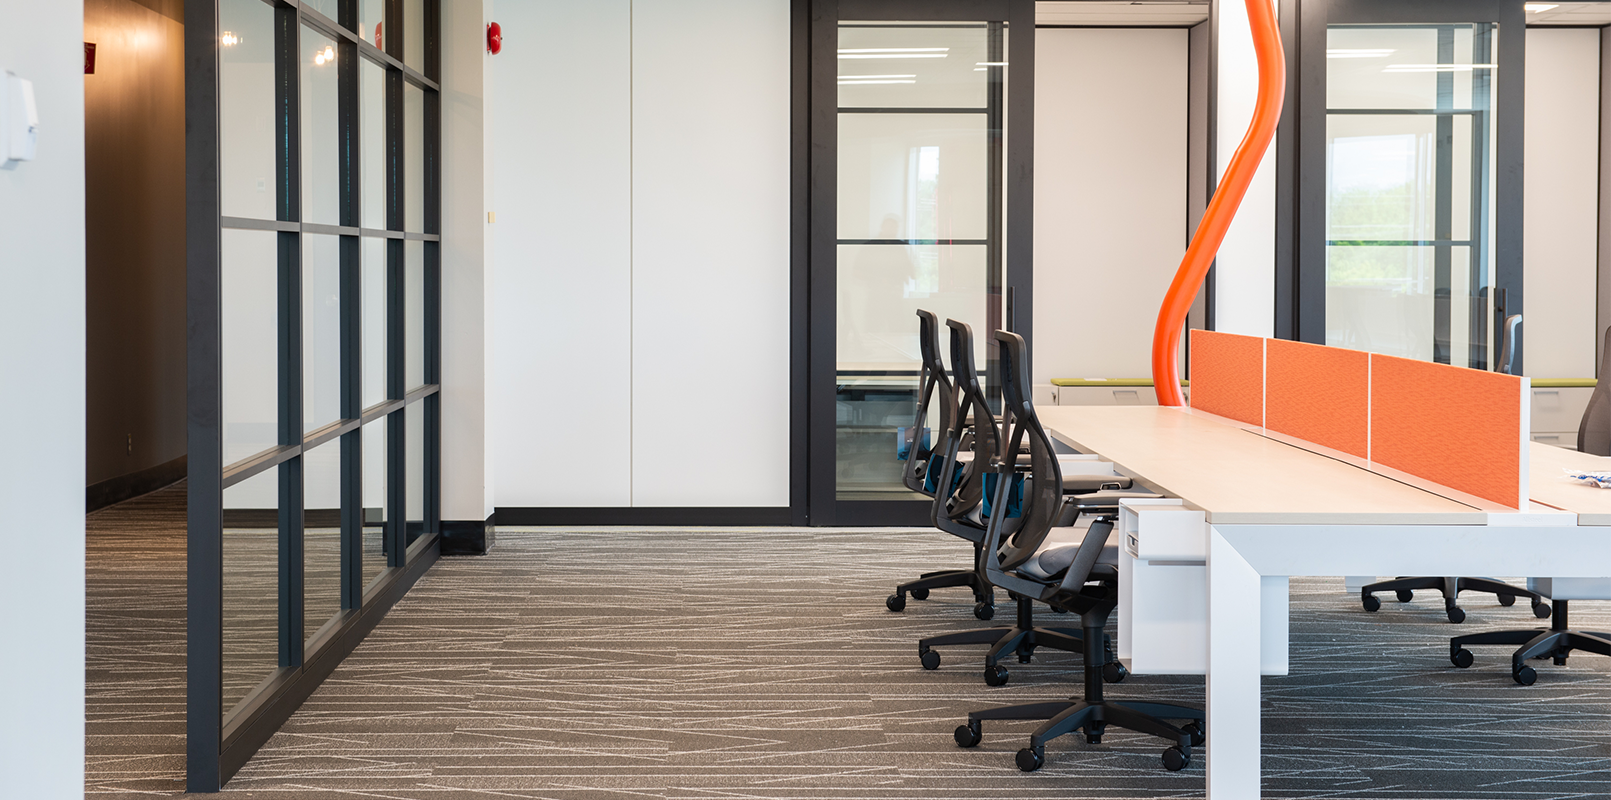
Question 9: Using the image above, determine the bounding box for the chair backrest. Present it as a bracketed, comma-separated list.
[1580, 326, 1611, 455]
[935, 319, 996, 524]
[902, 310, 955, 495]
[988, 329, 1066, 571]
[1497, 314, 1522, 376]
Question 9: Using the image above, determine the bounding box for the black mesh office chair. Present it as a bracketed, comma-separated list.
[886, 310, 992, 614]
[1360, 315, 1551, 623]
[914, 320, 1143, 684]
[953, 330, 1203, 772]
[1450, 324, 1611, 685]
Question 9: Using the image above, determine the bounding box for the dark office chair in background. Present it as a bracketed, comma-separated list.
[887, 310, 992, 614]
[1450, 323, 1611, 684]
[953, 330, 1202, 772]
[1360, 314, 1551, 623]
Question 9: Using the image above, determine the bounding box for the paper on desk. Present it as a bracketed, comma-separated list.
[1564, 468, 1611, 489]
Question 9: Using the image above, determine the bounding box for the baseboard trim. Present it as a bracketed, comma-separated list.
[87, 455, 187, 512]
[441, 514, 496, 555]
[495, 507, 793, 527]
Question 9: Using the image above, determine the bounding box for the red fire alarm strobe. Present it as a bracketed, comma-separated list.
[487, 22, 502, 55]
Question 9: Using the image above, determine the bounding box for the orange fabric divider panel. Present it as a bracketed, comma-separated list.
[1370, 354, 1523, 508]
[1188, 330, 1265, 426]
[1265, 339, 1369, 459]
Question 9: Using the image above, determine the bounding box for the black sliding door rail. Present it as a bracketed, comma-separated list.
[186, 0, 442, 790]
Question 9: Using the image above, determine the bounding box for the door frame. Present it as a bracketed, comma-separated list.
[792, 0, 1036, 526]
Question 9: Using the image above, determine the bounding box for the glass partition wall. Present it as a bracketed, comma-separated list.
[807, 0, 1034, 526]
[1325, 23, 1497, 366]
[186, 0, 441, 789]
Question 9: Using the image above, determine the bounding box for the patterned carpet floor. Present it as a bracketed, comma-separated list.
[86, 486, 1611, 798]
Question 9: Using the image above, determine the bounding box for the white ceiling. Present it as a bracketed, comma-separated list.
[1527, 3, 1611, 26]
[1036, 1, 1210, 27]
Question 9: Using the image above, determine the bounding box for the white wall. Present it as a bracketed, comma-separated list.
[0, 1, 87, 795]
[1034, 28, 1189, 382]
[442, 0, 492, 521]
[489, 0, 791, 508]
[1211, 0, 1278, 338]
[1525, 27, 1600, 379]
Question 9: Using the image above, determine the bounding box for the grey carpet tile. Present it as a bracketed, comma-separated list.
[85, 491, 1611, 798]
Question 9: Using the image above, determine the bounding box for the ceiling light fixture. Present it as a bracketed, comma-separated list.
[837, 74, 916, 80]
[1326, 48, 1394, 58]
[838, 79, 917, 84]
[1383, 63, 1495, 73]
[1525, 3, 1560, 12]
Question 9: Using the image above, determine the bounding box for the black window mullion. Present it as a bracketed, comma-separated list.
[337, 0, 364, 608]
[275, 5, 306, 669]
[424, 0, 440, 83]
[984, 20, 1004, 411]
[1432, 25, 1454, 365]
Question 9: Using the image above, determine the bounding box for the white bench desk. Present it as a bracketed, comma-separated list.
[1036, 405, 1611, 798]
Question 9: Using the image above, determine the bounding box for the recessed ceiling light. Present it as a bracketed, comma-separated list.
[1525, 3, 1560, 12]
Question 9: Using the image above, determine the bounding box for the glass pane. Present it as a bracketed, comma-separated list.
[304, 235, 341, 432]
[223, 229, 279, 465]
[219, 0, 276, 220]
[837, 114, 990, 241]
[361, 59, 387, 230]
[837, 23, 992, 110]
[362, 418, 389, 588]
[363, 237, 388, 407]
[1325, 23, 1496, 368]
[404, 0, 424, 72]
[302, 25, 341, 225]
[406, 240, 425, 389]
[222, 467, 279, 717]
[406, 402, 427, 546]
[404, 83, 425, 232]
[303, 442, 342, 646]
[360, 0, 384, 49]
[302, 0, 339, 21]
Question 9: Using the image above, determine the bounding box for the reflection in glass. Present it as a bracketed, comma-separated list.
[304, 235, 341, 432]
[360, 0, 385, 49]
[363, 237, 388, 407]
[302, 25, 341, 225]
[406, 241, 425, 389]
[301, 0, 339, 21]
[222, 467, 280, 717]
[303, 442, 342, 646]
[223, 229, 279, 466]
[362, 417, 389, 587]
[361, 59, 387, 230]
[406, 403, 427, 546]
[834, 21, 1002, 501]
[219, 0, 276, 220]
[1325, 23, 1496, 367]
[405, 83, 425, 232]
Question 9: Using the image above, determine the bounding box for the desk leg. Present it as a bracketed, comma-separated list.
[1208, 527, 1262, 798]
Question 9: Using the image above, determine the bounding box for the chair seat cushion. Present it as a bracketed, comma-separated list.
[1017, 527, 1118, 581]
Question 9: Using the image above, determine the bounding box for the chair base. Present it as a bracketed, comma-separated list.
[956, 610, 1202, 771]
[917, 594, 1106, 685]
[1362, 575, 1550, 623]
[1451, 600, 1611, 684]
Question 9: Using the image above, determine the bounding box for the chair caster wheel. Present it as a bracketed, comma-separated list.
[984, 664, 1010, 686]
[1514, 665, 1538, 686]
[954, 721, 982, 748]
[1050, 605, 1068, 614]
[1396, 589, 1415, 603]
[1102, 661, 1128, 684]
[920, 649, 941, 671]
[974, 602, 995, 621]
[1017, 646, 1035, 664]
[1446, 605, 1466, 624]
[1534, 600, 1552, 619]
[1015, 747, 1045, 772]
[1182, 721, 1205, 747]
[1497, 593, 1515, 606]
[1085, 732, 1103, 744]
[1163, 746, 1191, 771]
[886, 594, 906, 613]
[911, 587, 930, 601]
[1362, 594, 1381, 612]
[1451, 648, 1473, 668]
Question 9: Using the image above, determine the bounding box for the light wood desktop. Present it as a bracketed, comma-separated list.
[1529, 440, 1611, 525]
[1034, 404, 1611, 799]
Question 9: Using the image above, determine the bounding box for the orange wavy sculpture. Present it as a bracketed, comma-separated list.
[1151, 0, 1285, 406]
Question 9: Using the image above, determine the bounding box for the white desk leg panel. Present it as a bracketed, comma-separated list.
[1208, 526, 1263, 799]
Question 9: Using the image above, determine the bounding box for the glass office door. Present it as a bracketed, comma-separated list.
[806, 0, 1034, 525]
[1295, 0, 1523, 371]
